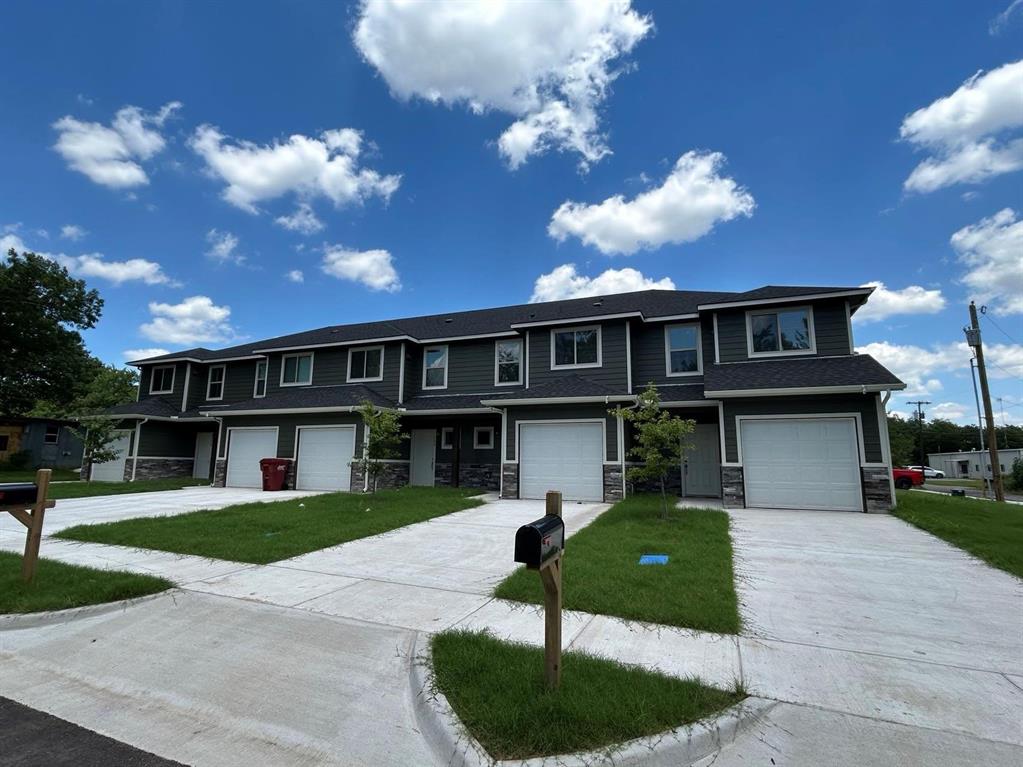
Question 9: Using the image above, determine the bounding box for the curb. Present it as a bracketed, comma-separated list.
[0, 589, 176, 631]
[409, 633, 778, 767]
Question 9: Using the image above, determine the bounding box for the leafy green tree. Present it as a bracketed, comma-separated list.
[75, 419, 123, 481]
[30, 359, 138, 418]
[1007, 458, 1023, 493]
[0, 249, 103, 417]
[356, 401, 408, 493]
[611, 384, 695, 519]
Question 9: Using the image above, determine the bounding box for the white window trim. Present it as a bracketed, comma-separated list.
[149, 365, 176, 394]
[347, 344, 385, 383]
[440, 427, 454, 450]
[253, 360, 268, 398]
[494, 338, 523, 386]
[550, 325, 602, 370]
[422, 345, 449, 390]
[206, 364, 226, 401]
[280, 352, 314, 387]
[664, 323, 703, 377]
[473, 426, 495, 450]
[745, 305, 817, 358]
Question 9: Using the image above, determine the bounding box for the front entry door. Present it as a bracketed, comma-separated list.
[410, 429, 436, 486]
[193, 432, 213, 479]
[683, 423, 721, 497]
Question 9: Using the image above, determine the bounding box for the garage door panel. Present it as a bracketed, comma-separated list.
[90, 432, 131, 482]
[226, 428, 278, 489]
[296, 427, 355, 491]
[519, 422, 603, 502]
[741, 418, 862, 511]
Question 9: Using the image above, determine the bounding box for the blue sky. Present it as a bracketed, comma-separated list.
[2, 0, 1021, 425]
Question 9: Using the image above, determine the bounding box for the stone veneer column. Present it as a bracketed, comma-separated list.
[861, 466, 893, 513]
[213, 458, 227, 487]
[500, 463, 519, 499]
[602, 464, 623, 503]
[133, 458, 194, 481]
[721, 466, 745, 508]
[458, 464, 500, 491]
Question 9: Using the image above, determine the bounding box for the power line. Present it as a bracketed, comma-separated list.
[981, 310, 1020, 346]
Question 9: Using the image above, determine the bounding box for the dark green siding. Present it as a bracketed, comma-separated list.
[405, 338, 525, 397]
[502, 404, 619, 462]
[631, 319, 709, 388]
[137, 362, 187, 409]
[716, 298, 851, 363]
[528, 320, 628, 390]
[722, 394, 882, 464]
[258, 342, 403, 402]
[138, 421, 214, 457]
[401, 414, 502, 463]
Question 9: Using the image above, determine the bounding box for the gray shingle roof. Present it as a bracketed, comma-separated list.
[482, 374, 629, 403]
[400, 394, 499, 411]
[703, 354, 904, 393]
[199, 384, 393, 414]
[130, 285, 867, 364]
[103, 399, 182, 418]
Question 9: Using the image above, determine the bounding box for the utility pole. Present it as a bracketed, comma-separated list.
[907, 400, 931, 474]
[965, 302, 1004, 502]
[969, 358, 990, 497]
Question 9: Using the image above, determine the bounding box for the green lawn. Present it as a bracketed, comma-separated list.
[495, 494, 740, 634]
[47, 477, 210, 500]
[431, 630, 743, 761]
[0, 551, 173, 614]
[56, 486, 484, 564]
[927, 478, 984, 490]
[894, 491, 1023, 578]
[0, 469, 80, 483]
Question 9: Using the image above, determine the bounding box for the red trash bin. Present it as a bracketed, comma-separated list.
[259, 458, 292, 491]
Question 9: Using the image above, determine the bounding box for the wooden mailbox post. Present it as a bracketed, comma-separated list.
[0, 468, 55, 582]
[514, 489, 565, 690]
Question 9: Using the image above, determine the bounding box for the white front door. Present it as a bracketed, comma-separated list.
[193, 432, 213, 479]
[410, 429, 436, 486]
[519, 422, 604, 502]
[226, 428, 278, 488]
[90, 430, 131, 482]
[296, 426, 356, 491]
[740, 417, 862, 511]
[683, 423, 721, 497]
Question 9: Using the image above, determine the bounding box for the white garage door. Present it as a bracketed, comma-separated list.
[740, 418, 862, 511]
[226, 428, 278, 488]
[90, 431, 131, 482]
[519, 422, 604, 502]
[296, 427, 356, 491]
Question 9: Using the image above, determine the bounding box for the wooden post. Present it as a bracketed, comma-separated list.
[22, 469, 52, 582]
[540, 489, 563, 690]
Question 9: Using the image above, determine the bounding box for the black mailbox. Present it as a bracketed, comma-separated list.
[514, 515, 565, 569]
[0, 483, 39, 506]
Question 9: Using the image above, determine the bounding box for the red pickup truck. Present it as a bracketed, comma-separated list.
[893, 467, 925, 490]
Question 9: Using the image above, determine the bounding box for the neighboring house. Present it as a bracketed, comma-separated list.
[928, 448, 1023, 480]
[92, 285, 905, 511]
[0, 417, 83, 469]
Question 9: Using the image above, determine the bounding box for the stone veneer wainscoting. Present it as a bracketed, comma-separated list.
[602, 464, 624, 502]
[721, 466, 745, 508]
[500, 463, 519, 499]
[861, 466, 894, 513]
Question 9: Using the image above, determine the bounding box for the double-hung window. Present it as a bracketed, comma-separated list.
[551, 326, 601, 368]
[348, 346, 384, 382]
[281, 353, 313, 386]
[665, 324, 701, 376]
[206, 365, 226, 400]
[150, 365, 175, 394]
[495, 339, 523, 385]
[748, 307, 814, 356]
[423, 346, 448, 389]
[43, 425, 60, 444]
[253, 360, 268, 397]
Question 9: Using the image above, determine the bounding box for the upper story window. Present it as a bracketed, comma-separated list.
[665, 324, 702, 376]
[206, 365, 226, 400]
[149, 365, 175, 394]
[551, 326, 601, 369]
[253, 360, 268, 398]
[348, 345, 384, 382]
[495, 339, 523, 385]
[281, 353, 313, 386]
[747, 306, 815, 356]
[423, 345, 448, 390]
[43, 425, 60, 444]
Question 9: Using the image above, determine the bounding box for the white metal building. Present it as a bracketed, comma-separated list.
[927, 448, 1023, 479]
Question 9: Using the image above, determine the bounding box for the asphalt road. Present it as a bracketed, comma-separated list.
[0, 696, 186, 767]
[921, 483, 1023, 502]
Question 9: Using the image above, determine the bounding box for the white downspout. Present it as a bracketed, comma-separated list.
[130, 417, 149, 482]
[880, 391, 896, 509]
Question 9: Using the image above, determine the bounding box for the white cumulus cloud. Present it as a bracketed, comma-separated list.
[530, 263, 675, 302]
[60, 224, 88, 241]
[321, 245, 400, 292]
[854, 281, 946, 323]
[548, 151, 754, 255]
[353, 0, 652, 170]
[286, 269, 304, 283]
[123, 348, 170, 362]
[140, 296, 236, 345]
[205, 228, 243, 265]
[950, 208, 1023, 314]
[52, 102, 181, 188]
[190, 125, 400, 214]
[275, 203, 325, 235]
[900, 60, 1023, 193]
